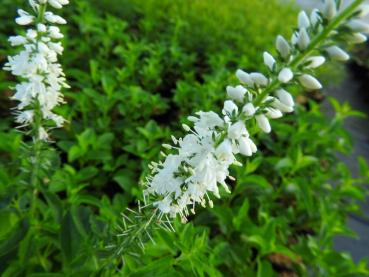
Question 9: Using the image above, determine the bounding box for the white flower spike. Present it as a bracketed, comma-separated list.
[4, 0, 69, 140]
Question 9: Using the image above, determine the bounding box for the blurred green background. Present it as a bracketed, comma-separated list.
[0, 0, 368, 276]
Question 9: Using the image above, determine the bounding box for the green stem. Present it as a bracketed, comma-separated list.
[253, 0, 363, 106]
[29, 3, 48, 220]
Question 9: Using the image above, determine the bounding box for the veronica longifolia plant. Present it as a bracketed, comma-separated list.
[114, 0, 369, 256]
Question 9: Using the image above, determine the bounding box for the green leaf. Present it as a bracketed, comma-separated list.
[60, 211, 82, 265]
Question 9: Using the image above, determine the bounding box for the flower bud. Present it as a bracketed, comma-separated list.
[223, 100, 238, 116]
[276, 35, 291, 59]
[348, 33, 367, 44]
[266, 108, 283, 119]
[298, 28, 310, 50]
[228, 121, 248, 140]
[298, 11, 310, 29]
[305, 56, 326, 69]
[239, 137, 252, 156]
[236, 69, 254, 87]
[242, 103, 256, 117]
[8, 36, 27, 46]
[310, 9, 321, 26]
[278, 68, 293, 83]
[272, 99, 294, 113]
[255, 114, 271, 133]
[49, 0, 63, 9]
[263, 52, 276, 71]
[276, 89, 294, 107]
[250, 72, 268, 87]
[326, 46, 349, 61]
[15, 9, 34, 25]
[298, 74, 322, 90]
[226, 85, 247, 102]
[347, 19, 369, 34]
[323, 0, 337, 20]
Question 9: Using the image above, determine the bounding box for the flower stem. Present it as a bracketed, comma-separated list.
[253, 0, 363, 106]
[29, 3, 48, 221]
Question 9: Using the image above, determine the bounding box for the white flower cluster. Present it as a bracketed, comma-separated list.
[144, 0, 369, 222]
[4, 0, 69, 140]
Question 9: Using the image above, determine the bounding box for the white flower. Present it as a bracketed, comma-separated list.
[305, 56, 326, 69]
[215, 139, 235, 164]
[298, 74, 322, 90]
[15, 110, 34, 125]
[15, 9, 34, 25]
[37, 23, 47, 33]
[238, 137, 257, 157]
[250, 72, 268, 87]
[263, 52, 276, 71]
[8, 36, 27, 46]
[242, 103, 256, 117]
[223, 100, 238, 116]
[255, 114, 271, 133]
[44, 12, 67, 24]
[226, 85, 247, 103]
[194, 111, 224, 131]
[48, 0, 70, 9]
[149, 154, 184, 198]
[278, 68, 293, 83]
[49, 26, 64, 39]
[228, 121, 248, 140]
[298, 11, 310, 29]
[236, 69, 254, 87]
[38, 127, 49, 141]
[326, 46, 349, 61]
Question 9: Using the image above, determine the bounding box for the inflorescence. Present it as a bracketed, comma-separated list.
[143, 0, 369, 223]
[4, 0, 69, 141]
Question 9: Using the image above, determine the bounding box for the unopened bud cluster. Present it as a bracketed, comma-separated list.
[144, 0, 369, 222]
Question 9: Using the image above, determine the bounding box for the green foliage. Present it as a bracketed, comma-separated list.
[0, 0, 368, 276]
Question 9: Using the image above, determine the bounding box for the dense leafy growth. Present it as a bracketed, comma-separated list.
[0, 0, 368, 276]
